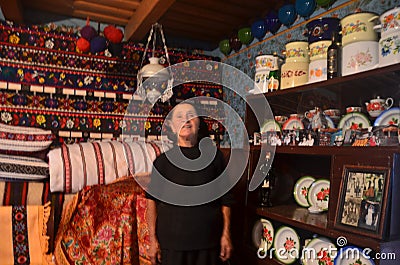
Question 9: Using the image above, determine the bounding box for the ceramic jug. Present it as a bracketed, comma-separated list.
[365, 96, 394, 117]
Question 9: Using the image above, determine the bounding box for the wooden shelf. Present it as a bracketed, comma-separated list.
[250, 145, 400, 155]
[255, 204, 384, 252]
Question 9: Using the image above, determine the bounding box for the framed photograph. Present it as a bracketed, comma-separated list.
[334, 165, 390, 239]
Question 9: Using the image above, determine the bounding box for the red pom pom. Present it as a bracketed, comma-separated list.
[104, 25, 124, 44]
[76, 37, 90, 53]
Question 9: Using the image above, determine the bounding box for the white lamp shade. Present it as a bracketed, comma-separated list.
[139, 57, 169, 79]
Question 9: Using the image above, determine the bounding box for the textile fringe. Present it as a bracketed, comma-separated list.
[40, 201, 54, 265]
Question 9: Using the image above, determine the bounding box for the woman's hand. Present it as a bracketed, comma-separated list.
[149, 236, 161, 265]
[220, 233, 233, 262]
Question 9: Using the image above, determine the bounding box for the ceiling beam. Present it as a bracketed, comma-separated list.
[80, 0, 141, 10]
[0, 0, 24, 24]
[74, 1, 133, 20]
[124, 0, 176, 41]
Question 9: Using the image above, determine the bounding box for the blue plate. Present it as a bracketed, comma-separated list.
[374, 107, 400, 126]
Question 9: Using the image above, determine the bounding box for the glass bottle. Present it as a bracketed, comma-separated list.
[327, 31, 342, 79]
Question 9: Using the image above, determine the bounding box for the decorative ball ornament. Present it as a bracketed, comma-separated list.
[251, 19, 267, 40]
[295, 0, 317, 18]
[278, 4, 298, 27]
[265, 11, 282, 34]
[316, 0, 335, 7]
[219, 39, 231, 56]
[76, 37, 90, 53]
[238, 27, 254, 45]
[104, 25, 124, 43]
[80, 17, 97, 41]
[229, 33, 242, 52]
[90, 35, 107, 54]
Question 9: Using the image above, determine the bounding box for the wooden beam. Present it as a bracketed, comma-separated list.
[0, 0, 24, 23]
[74, 1, 133, 20]
[73, 10, 129, 26]
[79, 0, 141, 10]
[124, 0, 176, 41]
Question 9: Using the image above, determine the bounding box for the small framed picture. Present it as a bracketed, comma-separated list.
[334, 165, 390, 239]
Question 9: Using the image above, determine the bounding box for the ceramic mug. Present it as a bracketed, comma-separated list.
[346, 106, 362, 113]
[304, 108, 318, 120]
[275, 115, 288, 124]
[323, 108, 340, 117]
[373, 6, 400, 37]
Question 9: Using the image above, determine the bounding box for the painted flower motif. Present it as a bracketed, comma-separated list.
[93, 118, 101, 128]
[317, 248, 333, 265]
[317, 187, 329, 201]
[9, 34, 20, 44]
[284, 237, 295, 252]
[347, 49, 373, 69]
[1, 112, 12, 123]
[262, 227, 273, 243]
[144, 121, 151, 130]
[66, 119, 74, 129]
[84, 76, 94, 85]
[36, 115, 46, 125]
[45, 39, 54, 49]
[301, 186, 308, 197]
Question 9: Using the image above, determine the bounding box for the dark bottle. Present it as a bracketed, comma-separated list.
[327, 31, 342, 79]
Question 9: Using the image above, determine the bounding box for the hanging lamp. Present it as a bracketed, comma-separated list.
[136, 23, 173, 104]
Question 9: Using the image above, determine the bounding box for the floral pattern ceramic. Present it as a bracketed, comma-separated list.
[342, 20, 368, 37]
[381, 10, 400, 34]
[380, 34, 400, 57]
[317, 248, 334, 265]
[309, 43, 330, 59]
[346, 49, 373, 69]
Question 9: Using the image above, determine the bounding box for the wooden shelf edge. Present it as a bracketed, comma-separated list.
[246, 63, 400, 100]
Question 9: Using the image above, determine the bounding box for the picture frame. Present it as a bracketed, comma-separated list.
[334, 165, 390, 239]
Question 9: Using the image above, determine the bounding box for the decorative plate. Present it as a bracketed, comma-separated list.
[374, 107, 400, 126]
[273, 226, 300, 264]
[334, 246, 375, 265]
[293, 176, 316, 207]
[252, 218, 275, 251]
[338, 112, 371, 131]
[282, 117, 305, 130]
[307, 179, 330, 211]
[325, 115, 335, 128]
[302, 237, 336, 265]
[261, 119, 282, 133]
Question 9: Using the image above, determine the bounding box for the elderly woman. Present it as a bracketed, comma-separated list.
[146, 102, 233, 265]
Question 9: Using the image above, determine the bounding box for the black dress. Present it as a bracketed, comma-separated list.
[146, 145, 234, 265]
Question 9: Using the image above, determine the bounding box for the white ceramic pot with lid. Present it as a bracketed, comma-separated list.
[365, 96, 394, 117]
[341, 40, 378, 76]
[284, 41, 309, 63]
[280, 61, 309, 89]
[378, 31, 400, 67]
[255, 54, 280, 71]
[373, 6, 400, 37]
[309, 40, 332, 61]
[308, 59, 327, 83]
[340, 12, 379, 46]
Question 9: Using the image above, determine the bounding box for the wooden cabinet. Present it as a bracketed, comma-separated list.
[241, 65, 400, 265]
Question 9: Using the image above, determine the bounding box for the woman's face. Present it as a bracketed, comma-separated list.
[169, 103, 200, 146]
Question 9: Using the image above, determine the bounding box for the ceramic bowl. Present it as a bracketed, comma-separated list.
[342, 40, 379, 76]
[341, 12, 379, 46]
[308, 59, 327, 83]
[346, 106, 362, 113]
[379, 31, 400, 67]
[323, 108, 340, 117]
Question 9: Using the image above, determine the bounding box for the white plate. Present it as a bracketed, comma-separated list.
[338, 112, 371, 131]
[334, 246, 375, 265]
[261, 119, 282, 133]
[302, 237, 336, 265]
[293, 176, 316, 207]
[374, 107, 400, 126]
[282, 117, 305, 130]
[273, 226, 300, 264]
[307, 179, 330, 211]
[252, 218, 275, 252]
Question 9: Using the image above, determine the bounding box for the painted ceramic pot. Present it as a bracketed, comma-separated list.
[285, 41, 309, 63]
[309, 40, 331, 61]
[373, 6, 400, 37]
[342, 40, 378, 76]
[305, 17, 340, 43]
[379, 31, 400, 67]
[341, 12, 379, 46]
[365, 96, 394, 117]
[280, 61, 309, 89]
[308, 59, 327, 83]
[254, 69, 270, 93]
[255, 55, 280, 71]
